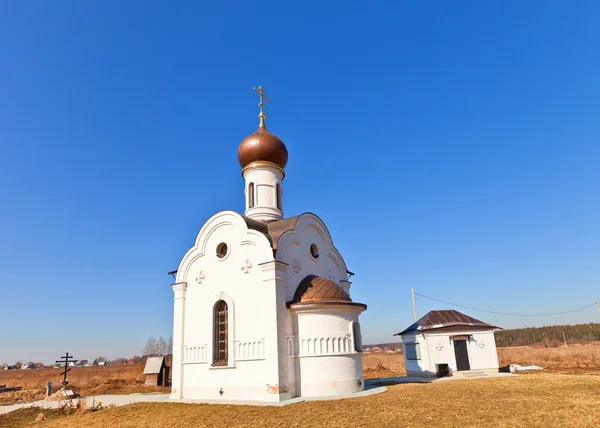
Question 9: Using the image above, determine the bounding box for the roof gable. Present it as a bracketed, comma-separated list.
[394, 310, 499, 336]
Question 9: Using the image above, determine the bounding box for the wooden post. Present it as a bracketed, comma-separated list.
[411, 288, 417, 322]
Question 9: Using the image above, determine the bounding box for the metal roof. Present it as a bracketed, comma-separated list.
[143, 356, 164, 374]
[394, 310, 500, 336]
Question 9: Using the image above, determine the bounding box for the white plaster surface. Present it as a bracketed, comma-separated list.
[401, 329, 500, 377]
[171, 209, 367, 402]
[243, 163, 284, 222]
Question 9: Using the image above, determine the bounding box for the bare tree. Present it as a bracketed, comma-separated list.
[156, 337, 168, 356]
[131, 355, 144, 364]
[168, 336, 173, 355]
[144, 337, 158, 356]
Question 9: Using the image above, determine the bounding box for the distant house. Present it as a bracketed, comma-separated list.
[394, 310, 501, 378]
[143, 356, 169, 387]
[97, 361, 107, 366]
[21, 363, 36, 370]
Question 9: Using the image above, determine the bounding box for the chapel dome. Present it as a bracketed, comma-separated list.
[237, 117, 288, 170]
[291, 275, 351, 304]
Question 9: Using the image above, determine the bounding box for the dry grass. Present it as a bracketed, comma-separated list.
[0, 365, 166, 405]
[0, 365, 144, 390]
[2, 343, 599, 405]
[498, 342, 600, 371]
[362, 353, 405, 379]
[3, 374, 599, 428]
[361, 342, 600, 377]
[2, 347, 600, 427]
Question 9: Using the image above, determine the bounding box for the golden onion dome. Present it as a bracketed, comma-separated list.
[237, 113, 288, 170]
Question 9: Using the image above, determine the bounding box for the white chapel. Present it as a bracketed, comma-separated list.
[169, 88, 367, 402]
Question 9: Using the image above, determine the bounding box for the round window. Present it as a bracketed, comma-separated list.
[216, 243, 228, 259]
[310, 243, 319, 259]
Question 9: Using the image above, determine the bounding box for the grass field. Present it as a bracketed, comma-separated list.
[2, 343, 600, 427]
[0, 364, 162, 405]
[497, 341, 600, 371]
[2, 374, 599, 427]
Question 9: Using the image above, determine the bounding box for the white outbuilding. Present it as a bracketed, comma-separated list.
[169, 89, 367, 402]
[395, 310, 500, 378]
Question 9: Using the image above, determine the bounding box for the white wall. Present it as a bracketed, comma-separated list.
[243, 164, 284, 222]
[172, 210, 366, 401]
[291, 306, 365, 396]
[275, 213, 349, 302]
[173, 211, 285, 401]
[402, 329, 499, 377]
[276, 213, 366, 396]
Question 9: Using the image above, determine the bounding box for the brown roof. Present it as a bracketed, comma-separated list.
[287, 275, 366, 309]
[241, 216, 273, 246]
[394, 310, 499, 336]
[266, 215, 301, 251]
[240, 214, 302, 253]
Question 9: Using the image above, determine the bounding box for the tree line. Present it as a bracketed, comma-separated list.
[494, 322, 600, 347]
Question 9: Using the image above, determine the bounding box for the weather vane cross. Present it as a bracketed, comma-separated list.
[253, 86, 270, 116]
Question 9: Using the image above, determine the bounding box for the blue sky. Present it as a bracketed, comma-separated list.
[1, 1, 599, 364]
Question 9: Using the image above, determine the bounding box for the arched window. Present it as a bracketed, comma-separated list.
[213, 300, 228, 365]
[276, 183, 282, 210]
[353, 322, 362, 352]
[248, 182, 255, 208]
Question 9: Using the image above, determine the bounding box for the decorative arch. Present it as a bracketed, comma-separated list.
[275, 213, 349, 299]
[175, 211, 274, 284]
[213, 300, 228, 365]
[209, 291, 236, 367]
[275, 213, 348, 276]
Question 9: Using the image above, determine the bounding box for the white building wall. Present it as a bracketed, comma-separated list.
[243, 164, 284, 222]
[291, 307, 364, 396]
[172, 210, 366, 401]
[402, 329, 499, 377]
[402, 333, 433, 377]
[275, 213, 349, 301]
[173, 211, 284, 401]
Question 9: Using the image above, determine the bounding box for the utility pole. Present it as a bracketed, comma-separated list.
[596, 300, 600, 313]
[563, 332, 568, 347]
[411, 288, 417, 322]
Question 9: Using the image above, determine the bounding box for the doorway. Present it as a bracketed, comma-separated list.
[454, 340, 470, 371]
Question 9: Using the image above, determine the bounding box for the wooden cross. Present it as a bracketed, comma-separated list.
[56, 352, 78, 384]
[253, 86, 270, 115]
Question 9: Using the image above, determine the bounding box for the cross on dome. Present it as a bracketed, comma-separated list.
[253, 85, 270, 127]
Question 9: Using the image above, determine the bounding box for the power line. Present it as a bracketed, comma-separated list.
[414, 292, 597, 317]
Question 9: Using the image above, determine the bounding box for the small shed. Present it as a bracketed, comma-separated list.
[394, 310, 501, 378]
[143, 356, 169, 386]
